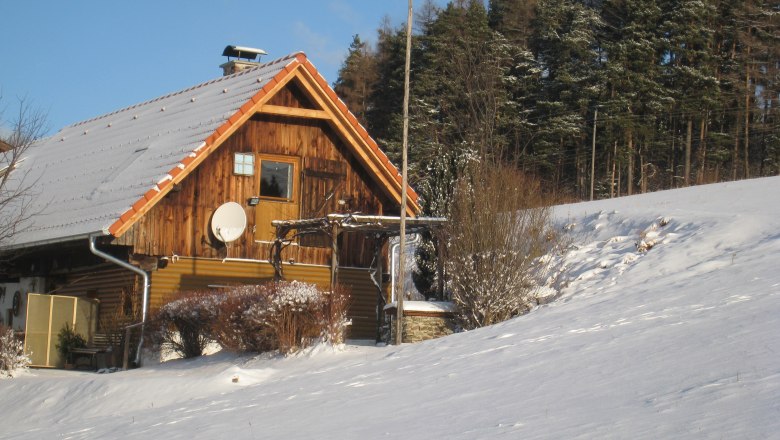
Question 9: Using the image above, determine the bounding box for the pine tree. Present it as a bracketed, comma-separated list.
[529, 0, 604, 196]
[365, 20, 411, 168]
[488, 0, 538, 48]
[334, 35, 377, 127]
[659, 0, 719, 185]
[600, 0, 667, 195]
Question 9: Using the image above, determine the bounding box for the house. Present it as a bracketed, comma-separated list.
[0, 47, 425, 354]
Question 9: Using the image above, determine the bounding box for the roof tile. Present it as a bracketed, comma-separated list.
[132, 198, 148, 213]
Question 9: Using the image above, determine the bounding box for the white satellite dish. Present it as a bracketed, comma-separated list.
[211, 202, 247, 243]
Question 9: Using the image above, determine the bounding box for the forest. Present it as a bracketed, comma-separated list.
[333, 0, 779, 206]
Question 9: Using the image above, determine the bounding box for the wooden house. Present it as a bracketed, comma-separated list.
[0, 49, 420, 343]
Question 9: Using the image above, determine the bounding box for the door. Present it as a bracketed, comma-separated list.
[254, 154, 301, 242]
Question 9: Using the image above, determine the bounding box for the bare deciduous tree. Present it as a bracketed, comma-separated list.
[0, 96, 47, 248]
[446, 160, 557, 329]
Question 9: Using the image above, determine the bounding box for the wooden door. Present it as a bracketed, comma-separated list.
[254, 155, 301, 242]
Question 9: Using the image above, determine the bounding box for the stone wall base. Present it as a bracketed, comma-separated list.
[386, 311, 457, 343]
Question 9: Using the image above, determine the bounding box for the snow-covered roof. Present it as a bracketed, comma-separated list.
[1, 52, 417, 250]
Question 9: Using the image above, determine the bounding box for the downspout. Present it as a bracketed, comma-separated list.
[89, 235, 149, 367]
[391, 233, 421, 302]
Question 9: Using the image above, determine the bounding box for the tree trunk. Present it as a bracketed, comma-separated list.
[685, 118, 692, 186]
[670, 115, 676, 188]
[696, 115, 708, 184]
[627, 132, 634, 196]
[744, 50, 751, 178]
[732, 110, 741, 181]
[640, 146, 647, 193]
[610, 141, 617, 198]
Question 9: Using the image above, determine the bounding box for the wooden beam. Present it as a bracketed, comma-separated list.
[290, 68, 417, 217]
[258, 104, 330, 120]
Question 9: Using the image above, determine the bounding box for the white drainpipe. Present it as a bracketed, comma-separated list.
[391, 233, 421, 303]
[89, 235, 149, 367]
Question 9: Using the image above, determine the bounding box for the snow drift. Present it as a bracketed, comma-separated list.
[1, 177, 778, 439]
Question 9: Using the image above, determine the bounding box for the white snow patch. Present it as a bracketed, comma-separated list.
[1, 177, 779, 438]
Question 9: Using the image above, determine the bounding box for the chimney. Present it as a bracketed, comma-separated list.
[220, 45, 267, 76]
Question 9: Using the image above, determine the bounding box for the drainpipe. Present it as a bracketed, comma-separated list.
[391, 233, 421, 303]
[89, 235, 149, 367]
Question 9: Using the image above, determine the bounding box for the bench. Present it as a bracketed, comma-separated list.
[70, 334, 112, 370]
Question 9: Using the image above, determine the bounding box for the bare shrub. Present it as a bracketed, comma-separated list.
[0, 325, 30, 377]
[147, 290, 219, 359]
[246, 281, 324, 354]
[316, 284, 351, 345]
[446, 161, 557, 329]
[148, 282, 351, 359]
[99, 289, 141, 366]
[211, 285, 274, 353]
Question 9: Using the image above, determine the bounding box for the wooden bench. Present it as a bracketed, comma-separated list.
[70, 334, 112, 370]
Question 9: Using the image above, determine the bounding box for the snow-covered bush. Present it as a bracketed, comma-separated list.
[446, 162, 558, 329]
[149, 282, 351, 359]
[245, 281, 325, 354]
[148, 290, 221, 359]
[318, 284, 350, 346]
[211, 285, 274, 353]
[0, 325, 30, 378]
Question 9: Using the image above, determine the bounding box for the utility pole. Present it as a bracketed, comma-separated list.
[590, 107, 598, 201]
[395, 0, 413, 345]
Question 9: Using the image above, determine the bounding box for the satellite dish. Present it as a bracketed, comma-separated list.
[211, 202, 247, 243]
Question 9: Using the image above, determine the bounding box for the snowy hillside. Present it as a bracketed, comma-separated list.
[1, 177, 779, 439]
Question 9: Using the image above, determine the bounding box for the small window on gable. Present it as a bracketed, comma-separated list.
[234, 152, 254, 176]
[260, 160, 294, 200]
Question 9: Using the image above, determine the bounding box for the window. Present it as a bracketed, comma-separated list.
[260, 160, 294, 200]
[234, 152, 254, 176]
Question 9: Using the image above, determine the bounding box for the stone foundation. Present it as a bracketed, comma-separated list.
[385, 301, 457, 343]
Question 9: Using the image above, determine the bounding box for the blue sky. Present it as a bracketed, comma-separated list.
[1, 1, 443, 135]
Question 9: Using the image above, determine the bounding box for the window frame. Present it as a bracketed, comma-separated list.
[233, 152, 255, 176]
[257, 154, 299, 203]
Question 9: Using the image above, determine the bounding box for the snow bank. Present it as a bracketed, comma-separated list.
[1, 177, 778, 439]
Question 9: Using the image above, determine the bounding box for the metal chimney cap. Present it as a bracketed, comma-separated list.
[222, 45, 267, 60]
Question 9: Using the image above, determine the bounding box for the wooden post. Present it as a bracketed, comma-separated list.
[395, 0, 413, 346]
[374, 238, 385, 343]
[330, 222, 340, 294]
[123, 326, 132, 370]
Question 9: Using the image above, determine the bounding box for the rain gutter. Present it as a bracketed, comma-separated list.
[89, 235, 149, 367]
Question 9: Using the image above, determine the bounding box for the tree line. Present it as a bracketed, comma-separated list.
[334, 0, 779, 207]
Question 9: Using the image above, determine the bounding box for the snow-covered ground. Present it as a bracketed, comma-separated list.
[1, 177, 779, 439]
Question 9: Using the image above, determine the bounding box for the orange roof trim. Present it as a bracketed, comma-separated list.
[107, 52, 419, 238]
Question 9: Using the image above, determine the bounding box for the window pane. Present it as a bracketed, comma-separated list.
[260, 161, 293, 199]
[234, 153, 254, 176]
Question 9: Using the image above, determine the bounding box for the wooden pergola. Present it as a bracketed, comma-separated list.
[270, 214, 447, 341]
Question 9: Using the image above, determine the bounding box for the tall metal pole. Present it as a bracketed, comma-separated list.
[590, 107, 598, 201]
[395, 0, 413, 345]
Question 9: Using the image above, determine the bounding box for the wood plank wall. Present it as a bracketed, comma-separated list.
[151, 258, 381, 339]
[115, 82, 394, 268]
[51, 265, 137, 331]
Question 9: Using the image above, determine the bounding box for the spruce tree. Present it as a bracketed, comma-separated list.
[334, 34, 377, 127]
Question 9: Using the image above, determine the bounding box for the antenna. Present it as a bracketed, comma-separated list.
[211, 202, 247, 243]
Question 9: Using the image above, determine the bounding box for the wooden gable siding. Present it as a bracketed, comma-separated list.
[115, 87, 393, 267]
[50, 265, 137, 331]
[265, 80, 317, 109]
